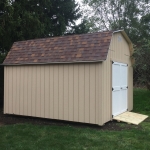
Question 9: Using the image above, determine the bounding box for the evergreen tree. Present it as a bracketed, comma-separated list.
[0, 0, 87, 53]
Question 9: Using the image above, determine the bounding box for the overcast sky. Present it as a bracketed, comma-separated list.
[75, 0, 83, 24]
[76, 0, 82, 5]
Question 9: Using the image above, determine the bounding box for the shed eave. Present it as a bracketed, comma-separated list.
[2, 60, 105, 66]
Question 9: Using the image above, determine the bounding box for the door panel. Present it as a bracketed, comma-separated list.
[112, 90, 121, 116]
[112, 62, 128, 117]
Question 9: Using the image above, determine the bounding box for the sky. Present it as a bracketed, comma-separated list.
[75, 0, 83, 24]
[75, 0, 92, 24]
[76, 0, 82, 5]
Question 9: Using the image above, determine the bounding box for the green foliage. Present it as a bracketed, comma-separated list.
[133, 88, 150, 115]
[133, 40, 150, 89]
[83, 0, 150, 43]
[0, 53, 6, 103]
[0, 0, 86, 53]
[66, 19, 90, 35]
[0, 53, 6, 63]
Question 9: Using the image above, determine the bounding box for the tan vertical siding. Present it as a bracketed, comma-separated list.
[68, 65, 74, 121]
[53, 65, 59, 119]
[89, 64, 96, 124]
[4, 63, 99, 124]
[64, 65, 69, 120]
[8, 67, 13, 114]
[49, 66, 54, 118]
[44, 65, 50, 118]
[84, 64, 90, 123]
[36, 66, 41, 117]
[58, 65, 64, 120]
[40, 67, 45, 117]
[16, 67, 20, 114]
[95, 64, 99, 124]
[20, 67, 24, 115]
[31, 66, 36, 116]
[73, 65, 79, 122]
[4, 67, 7, 114]
[23, 66, 28, 116]
[99, 32, 133, 125]
[79, 64, 84, 122]
[128, 66, 133, 111]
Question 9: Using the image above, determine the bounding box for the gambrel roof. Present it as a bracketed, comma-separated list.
[3, 31, 114, 65]
[3, 30, 133, 65]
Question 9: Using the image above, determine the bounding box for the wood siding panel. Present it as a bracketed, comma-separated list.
[8, 67, 12, 114]
[58, 65, 64, 120]
[4, 67, 7, 113]
[68, 65, 74, 121]
[84, 64, 90, 123]
[40, 67, 45, 117]
[89, 64, 96, 124]
[64, 65, 69, 120]
[49, 66, 54, 118]
[19, 67, 24, 115]
[36, 66, 41, 117]
[73, 65, 79, 122]
[12, 67, 16, 114]
[54, 65, 59, 119]
[79, 64, 85, 122]
[23, 66, 28, 116]
[16, 67, 20, 115]
[31, 66, 36, 116]
[44, 66, 50, 118]
[4, 63, 99, 125]
[128, 66, 133, 111]
[95, 64, 99, 124]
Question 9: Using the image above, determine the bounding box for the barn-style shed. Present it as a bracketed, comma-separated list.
[3, 30, 133, 125]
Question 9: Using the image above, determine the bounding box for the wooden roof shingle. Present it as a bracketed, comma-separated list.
[3, 31, 113, 65]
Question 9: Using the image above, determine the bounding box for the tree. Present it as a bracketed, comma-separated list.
[65, 19, 90, 35]
[83, 0, 150, 43]
[0, 0, 14, 52]
[0, 0, 87, 53]
[133, 39, 150, 90]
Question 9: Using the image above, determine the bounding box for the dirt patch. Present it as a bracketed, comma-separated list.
[0, 106, 142, 131]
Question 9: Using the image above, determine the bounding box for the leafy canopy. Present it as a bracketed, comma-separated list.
[83, 0, 150, 43]
[0, 0, 89, 53]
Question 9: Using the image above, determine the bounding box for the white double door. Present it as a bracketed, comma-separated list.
[112, 61, 128, 117]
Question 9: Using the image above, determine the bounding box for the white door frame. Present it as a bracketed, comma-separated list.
[112, 61, 128, 117]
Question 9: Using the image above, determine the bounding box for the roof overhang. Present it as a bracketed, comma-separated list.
[1, 60, 104, 66]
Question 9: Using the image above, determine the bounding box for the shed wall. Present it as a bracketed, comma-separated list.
[100, 32, 133, 124]
[4, 63, 100, 124]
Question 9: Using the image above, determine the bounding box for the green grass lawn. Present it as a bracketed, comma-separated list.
[0, 89, 150, 150]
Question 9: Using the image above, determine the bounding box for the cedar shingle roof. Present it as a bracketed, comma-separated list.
[3, 31, 113, 65]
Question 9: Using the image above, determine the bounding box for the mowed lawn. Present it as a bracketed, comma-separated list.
[0, 89, 150, 150]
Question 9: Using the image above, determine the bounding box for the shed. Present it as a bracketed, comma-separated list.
[3, 30, 133, 125]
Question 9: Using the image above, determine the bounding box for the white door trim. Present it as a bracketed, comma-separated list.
[112, 61, 128, 117]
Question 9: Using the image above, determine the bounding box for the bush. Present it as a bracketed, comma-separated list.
[133, 39, 150, 90]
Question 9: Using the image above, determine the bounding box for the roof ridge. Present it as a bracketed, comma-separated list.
[14, 30, 114, 44]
